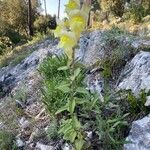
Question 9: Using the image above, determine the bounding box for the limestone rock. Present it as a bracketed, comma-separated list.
[124, 116, 150, 150]
[117, 51, 150, 96]
[145, 96, 150, 106]
[36, 142, 54, 150]
[77, 30, 150, 67]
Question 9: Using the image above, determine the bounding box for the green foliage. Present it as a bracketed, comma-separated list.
[126, 90, 150, 114]
[40, 55, 89, 149]
[91, 0, 100, 12]
[34, 15, 57, 34]
[100, 0, 125, 17]
[4, 29, 22, 45]
[127, 4, 146, 23]
[100, 27, 135, 79]
[46, 119, 59, 140]
[96, 112, 128, 149]
[0, 32, 53, 68]
[12, 85, 27, 102]
[39, 55, 70, 115]
[0, 130, 16, 150]
[40, 55, 149, 149]
[0, 0, 40, 35]
[0, 97, 20, 133]
[0, 36, 12, 55]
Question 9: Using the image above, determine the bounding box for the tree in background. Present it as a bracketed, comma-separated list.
[124, 0, 150, 23]
[0, 0, 41, 36]
[43, 0, 47, 16]
[34, 15, 57, 34]
[28, 0, 33, 36]
[58, 0, 61, 18]
[100, 0, 125, 18]
[91, 0, 100, 11]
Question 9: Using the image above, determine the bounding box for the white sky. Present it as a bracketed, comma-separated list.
[41, 0, 67, 18]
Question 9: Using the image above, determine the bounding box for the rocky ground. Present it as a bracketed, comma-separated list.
[0, 30, 150, 150]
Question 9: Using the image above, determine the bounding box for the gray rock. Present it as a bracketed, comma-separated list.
[15, 100, 26, 109]
[124, 116, 150, 150]
[36, 142, 54, 150]
[0, 31, 149, 99]
[16, 137, 25, 148]
[77, 30, 105, 66]
[28, 128, 46, 143]
[85, 69, 104, 102]
[117, 51, 150, 96]
[19, 117, 31, 129]
[145, 96, 150, 106]
[77, 30, 150, 67]
[0, 39, 61, 98]
[62, 143, 74, 150]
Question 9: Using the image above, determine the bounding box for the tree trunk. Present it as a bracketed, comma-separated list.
[58, 0, 60, 18]
[28, 0, 33, 36]
[44, 0, 47, 16]
[87, 0, 92, 27]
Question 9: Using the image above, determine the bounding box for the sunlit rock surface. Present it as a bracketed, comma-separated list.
[117, 51, 150, 96]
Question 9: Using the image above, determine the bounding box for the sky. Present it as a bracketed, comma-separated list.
[41, 0, 67, 18]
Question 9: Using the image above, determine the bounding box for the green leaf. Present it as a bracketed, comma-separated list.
[58, 119, 72, 134]
[56, 82, 71, 93]
[107, 118, 119, 124]
[122, 113, 130, 118]
[75, 138, 84, 150]
[57, 66, 69, 71]
[90, 97, 98, 109]
[68, 99, 76, 114]
[72, 115, 81, 129]
[64, 129, 77, 143]
[108, 133, 116, 143]
[75, 98, 87, 105]
[109, 121, 121, 132]
[76, 87, 89, 95]
[70, 68, 81, 81]
[55, 104, 68, 115]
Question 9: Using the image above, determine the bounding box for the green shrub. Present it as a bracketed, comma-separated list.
[100, 27, 135, 79]
[130, 4, 145, 23]
[40, 54, 149, 149]
[46, 119, 59, 140]
[4, 29, 22, 45]
[39, 55, 70, 115]
[0, 36, 12, 55]
[0, 130, 16, 150]
[126, 89, 150, 114]
[34, 15, 56, 34]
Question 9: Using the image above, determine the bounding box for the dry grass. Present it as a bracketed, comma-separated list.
[90, 18, 150, 38]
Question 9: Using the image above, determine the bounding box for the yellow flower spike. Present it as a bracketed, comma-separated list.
[69, 10, 88, 37]
[54, 0, 90, 61]
[65, 0, 80, 14]
[58, 31, 77, 59]
[54, 19, 70, 37]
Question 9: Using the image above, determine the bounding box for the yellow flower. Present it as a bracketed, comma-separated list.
[65, 0, 80, 14]
[58, 31, 77, 59]
[54, 20, 69, 37]
[69, 10, 88, 38]
[59, 31, 77, 49]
